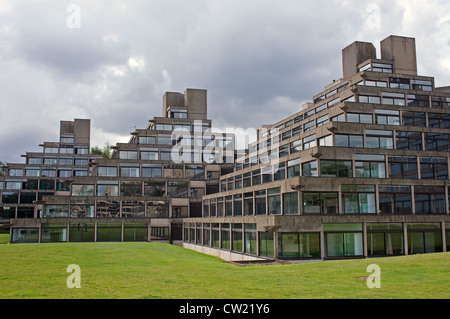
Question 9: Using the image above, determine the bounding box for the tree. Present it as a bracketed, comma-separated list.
[0, 161, 7, 176]
[91, 143, 112, 159]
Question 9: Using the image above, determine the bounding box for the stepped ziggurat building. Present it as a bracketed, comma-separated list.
[1, 35, 450, 261]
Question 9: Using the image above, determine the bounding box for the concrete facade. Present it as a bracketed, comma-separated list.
[183, 35, 450, 261]
[1, 35, 449, 263]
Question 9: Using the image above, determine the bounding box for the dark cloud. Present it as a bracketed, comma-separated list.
[1, 0, 450, 163]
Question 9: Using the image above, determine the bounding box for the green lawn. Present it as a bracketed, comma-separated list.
[0, 242, 448, 299]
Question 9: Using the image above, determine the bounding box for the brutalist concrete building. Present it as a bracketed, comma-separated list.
[183, 35, 450, 261]
[1, 35, 450, 262]
[0, 89, 235, 244]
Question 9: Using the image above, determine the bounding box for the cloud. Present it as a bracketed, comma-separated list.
[1, 0, 450, 164]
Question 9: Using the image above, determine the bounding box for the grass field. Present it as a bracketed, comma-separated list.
[0, 242, 448, 299]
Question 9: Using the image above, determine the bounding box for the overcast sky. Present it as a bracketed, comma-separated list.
[1, 0, 450, 163]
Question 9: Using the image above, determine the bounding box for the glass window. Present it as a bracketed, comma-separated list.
[303, 134, 316, 150]
[119, 151, 138, 160]
[259, 232, 274, 258]
[303, 192, 338, 214]
[71, 184, 95, 196]
[255, 190, 266, 215]
[120, 164, 140, 177]
[43, 205, 69, 218]
[120, 181, 142, 197]
[354, 154, 385, 179]
[407, 94, 429, 108]
[97, 181, 119, 196]
[283, 192, 298, 215]
[41, 223, 67, 242]
[302, 161, 317, 177]
[341, 185, 376, 214]
[142, 164, 162, 178]
[388, 156, 418, 179]
[69, 223, 95, 242]
[420, 157, 448, 180]
[402, 111, 425, 127]
[97, 166, 117, 177]
[326, 231, 363, 257]
[367, 223, 404, 256]
[287, 159, 300, 178]
[268, 188, 281, 215]
[414, 186, 445, 214]
[366, 130, 393, 149]
[396, 131, 422, 151]
[320, 160, 352, 177]
[335, 134, 363, 148]
[425, 133, 450, 152]
[278, 233, 320, 259]
[375, 109, 400, 125]
[378, 185, 411, 214]
[407, 224, 442, 254]
[144, 181, 165, 197]
[167, 182, 188, 198]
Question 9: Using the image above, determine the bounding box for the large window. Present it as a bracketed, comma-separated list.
[120, 163, 140, 178]
[167, 182, 188, 198]
[303, 192, 338, 214]
[378, 185, 411, 214]
[382, 92, 405, 106]
[70, 201, 95, 218]
[407, 224, 442, 254]
[425, 133, 450, 152]
[354, 154, 385, 178]
[334, 134, 363, 148]
[268, 188, 281, 215]
[120, 181, 142, 197]
[428, 113, 450, 128]
[420, 157, 448, 180]
[123, 223, 148, 241]
[365, 130, 393, 149]
[142, 164, 162, 178]
[388, 156, 418, 179]
[278, 233, 320, 259]
[402, 111, 425, 127]
[71, 184, 94, 196]
[41, 223, 67, 242]
[287, 159, 300, 178]
[97, 223, 122, 242]
[367, 223, 404, 256]
[97, 181, 119, 196]
[43, 205, 69, 218]
[244, 224, 257, 255]
[302, 161, 317, 177]
[244, 192, 253, 216]
[119, 151, 138, 160]
[320, 160, 352, 177]
[341, 185, 376, 214]
[259, 232, 274, 258]
[255, 190, 266, 215]
[69, 223, 95, 242]
[414, 186, 446, 214]
[324, 223, 363, 258]
[283, 192, 298, 215]
[396, 131, 423, 151]
[407, 94, 429, 108]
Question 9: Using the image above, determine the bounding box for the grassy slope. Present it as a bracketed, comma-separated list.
[0, 242, 448, 299]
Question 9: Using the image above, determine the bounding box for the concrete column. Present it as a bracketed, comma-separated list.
[363, 222, 368, 257]
[403, 223, 408, 255]
[273, 231, 278, 260]
[320, 231, 326, 260]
